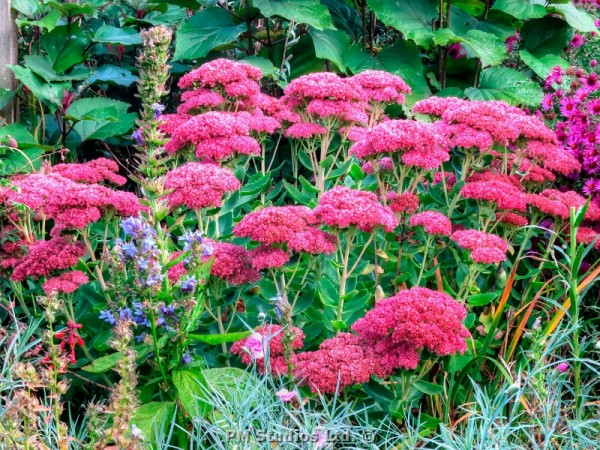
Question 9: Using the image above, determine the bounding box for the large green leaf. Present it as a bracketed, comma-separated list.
[46, 1, 94, 16]
[8, 65, 67, 109]
[0, 148, 44, 175]
[16, 10, 61, 31]
[188, 331, 252, 345]
[434, 29, 506, 67]
[199, 367, 251, 403]
[520, 17, 572, 57]
[93, 25, 142, 46]
[367, 0, 438, 47]
[519, 50, 568, 79]
[131, 402, 175, 442]
[173, 7, 245, 61]
[550, 3, 598, 32]
[308, 28, 350, 72]
[24, 55, 89, 81]
[344, 44, 383, 73]
[321, 0, 362, 40]
[40, 25, 89, 73]
[172, 369, 211, 417]
[449, 8, 514, 39]
[66, 98, 136, 141]
[492, 0, 546, 20]
[11, 0, 41, 17]
[254, 0, 334, 30]
[465, 67, 543, 106]
[88, 65, 138, 86]
[376, 41, 430, 106]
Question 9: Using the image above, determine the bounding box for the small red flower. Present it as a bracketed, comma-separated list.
[56, 321, 85, 364]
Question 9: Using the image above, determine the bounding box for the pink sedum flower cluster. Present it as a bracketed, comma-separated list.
[234, 206, 336, 255]
[350, 70, 412, 104]
[451, 229, 509, 264]
[51, 158, 127, 185]
[314, 186, 398, 232]
[164, 162, 241, 210]
[11, 236, 86, 281]
[349, 120, 450, 169]
[207, 241, 261, 285]
[290, 288, 468, 394]
[249, 245, 290, 270]
[1, 173, 143, 229]
[409, 211, 452, 236]
[42, 270, 89, 295]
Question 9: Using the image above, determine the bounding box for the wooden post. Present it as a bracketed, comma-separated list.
[0, 0, 18, 124]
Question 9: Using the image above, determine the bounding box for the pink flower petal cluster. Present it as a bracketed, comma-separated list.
[250, 245, 290, 270]
[11, 236, 86, 281]
[234, 206, 336, 254]
[576, 226, 600, 249]
[177, 89, 225, 114]
[231, 324, 304, 375]
[42, 270, 89, 294]
[284, 123, 328, 139]
[305, 99, 368, 123]
[349, 120, 450, 169]
[178, 58, 263, 90]
[1, 173, 143, 229]
[460, 174, 528, 212]
[292, 333, 391, 394]
[386, 192, 420, 214]
[528, 189, 600, 221]
[350, 70, 411, 104]
[243, 93, 301, 124]
[208, 241, 261, 285]
[164, 111, 260, 159]
[352, 287, 469, 357]
[164, 162, 241, 210]
[409, 211, 452, 235]
[158, 113, 192, 135]
[450, 229, 509, 264]
[498, 212, 529, 227]
[526, 140, 581, 175]
[283, 72, 365, 105]
[314, 186, 398, 232]
[51, 158, 126, 185]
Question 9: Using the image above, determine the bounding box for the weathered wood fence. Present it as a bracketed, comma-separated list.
[0, 0, 18, 124]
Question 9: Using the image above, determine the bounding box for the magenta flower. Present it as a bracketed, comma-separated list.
[556, 362, 569, 373]
[448, 43, 467, 59]
[570, 34, 584, 48]
[244, 333, 265, 360]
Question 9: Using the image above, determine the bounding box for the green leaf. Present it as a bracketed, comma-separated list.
[550, 3, 598, 32]
[40, 25, 89, 73]
[172, 369, 211, 416]
[173, 8, 246, 61]
[240, 56, 278, 77]
[240, 172, 271, 196]
[519, 50, 568, 79]
[11, 0, 41, 17]
[458, 30, 507, 67]
[465, 67, 543, 106]
[452, 0, 485, 15]
[8, 65, 67, 109]
[81, 346, 152, 373]
[521, 17, 572, 57]
[331, 320, 347, 331]
[322, 0, 362, 40]
[308, 28, 350, 72]
[0, 124, 37, 145]
[0, 89, 17, 110]
[188, 331, 252, 345]
[46, 1, 94, 17]
[88, 65, 138, 86]
[367, 0, 438, 47]
[492, 0, 546, 20]
[199, 368, 251, 404]
[344, 44, 383, 74]
[67, 98, 136, 141]
[80, 351, 123, 373]
[414, 380, 444, 395]
[131, 401, 175, 442]
[449, 8, 514, 39]
[24, 55, 89, 81]
[254, 0, 334, 30]
[377, 41, 430, 106]
[94, 25, 142, 45]
[467, 292, 497, 307]
[434, 29, 507, 67]
[16, 10, 61, 31]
